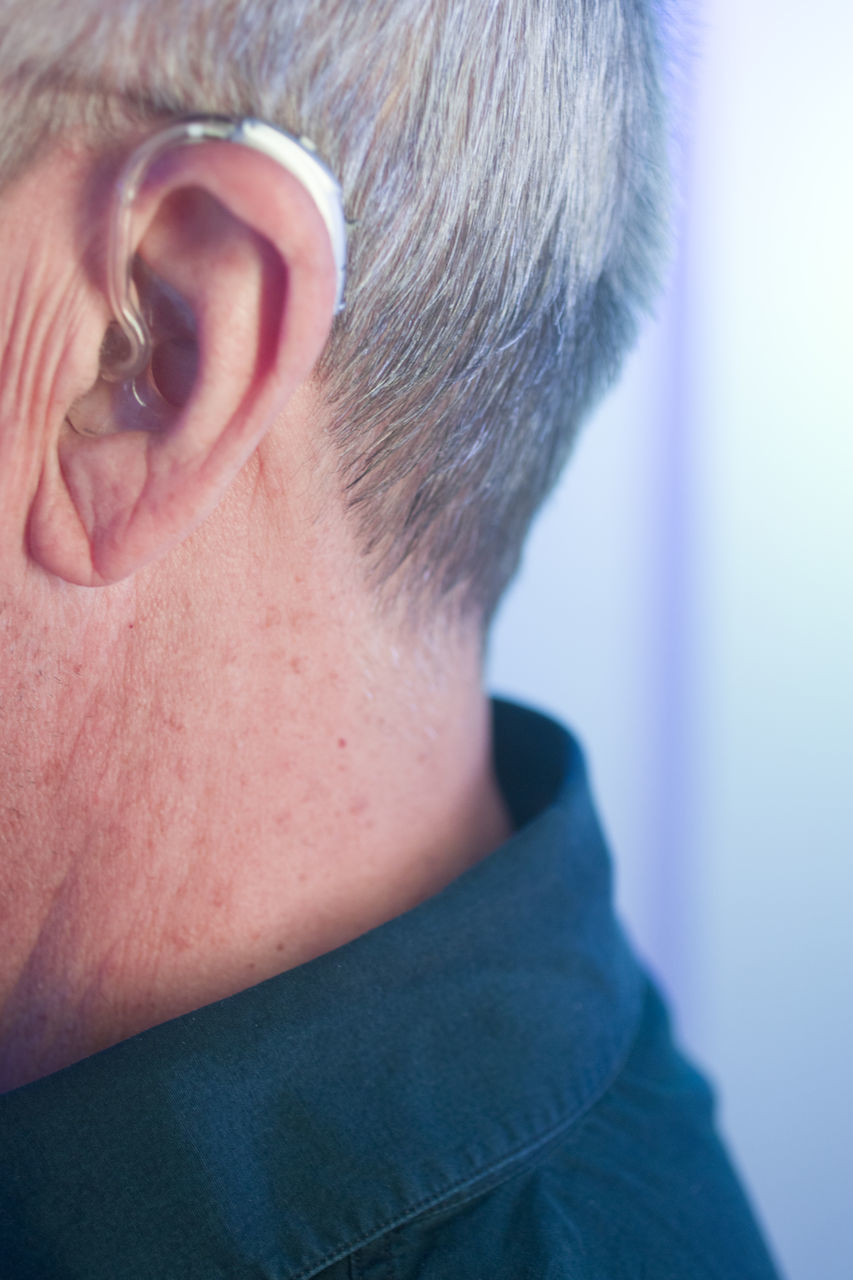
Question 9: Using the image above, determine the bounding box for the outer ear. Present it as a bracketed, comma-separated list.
[28, 137, 339, 586]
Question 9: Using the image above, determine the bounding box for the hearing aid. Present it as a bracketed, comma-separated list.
[68, 116, 347, 436]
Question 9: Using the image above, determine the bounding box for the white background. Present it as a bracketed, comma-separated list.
[488, 3, 853, 1277]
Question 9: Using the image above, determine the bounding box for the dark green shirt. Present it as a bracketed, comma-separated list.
[0, 701, 780, 1278]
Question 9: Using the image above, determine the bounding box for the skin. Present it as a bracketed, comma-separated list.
[0, 133, 510, 1092]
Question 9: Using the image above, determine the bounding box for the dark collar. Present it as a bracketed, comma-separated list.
[0, 701, 643, 1280]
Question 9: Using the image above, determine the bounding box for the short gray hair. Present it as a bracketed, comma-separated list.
[0, 0, 675, 624]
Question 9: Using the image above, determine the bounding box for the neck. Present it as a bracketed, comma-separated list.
[0, 511, 509, 1092]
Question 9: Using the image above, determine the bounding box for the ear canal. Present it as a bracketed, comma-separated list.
[67, 260, 199, 438]
[150, 334, 199, 408]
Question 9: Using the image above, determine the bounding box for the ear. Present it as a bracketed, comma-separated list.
[28, 136, 339, 586]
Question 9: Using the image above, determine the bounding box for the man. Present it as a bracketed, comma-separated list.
[0, 1, 780, 1276]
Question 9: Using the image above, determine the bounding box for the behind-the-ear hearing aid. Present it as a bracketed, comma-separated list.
[68, 116, 347, 436]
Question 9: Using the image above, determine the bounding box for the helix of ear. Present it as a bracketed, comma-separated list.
[66, 115, 346, 441]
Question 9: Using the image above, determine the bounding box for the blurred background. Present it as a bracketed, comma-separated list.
[487, 2, 853, 1278]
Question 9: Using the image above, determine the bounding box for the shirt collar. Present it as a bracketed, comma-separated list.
[0, 700, 643, 1279]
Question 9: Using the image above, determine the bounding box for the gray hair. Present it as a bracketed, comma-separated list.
[0, 0, 674, 625]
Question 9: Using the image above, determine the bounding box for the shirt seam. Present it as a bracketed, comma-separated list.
[290, 976, 648, 1280]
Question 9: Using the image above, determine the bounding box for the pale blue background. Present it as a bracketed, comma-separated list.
[488, 4, 853, 1278]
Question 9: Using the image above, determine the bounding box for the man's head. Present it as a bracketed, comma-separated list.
[0, 0, 672, 628]
[0, 0, 676, 1087]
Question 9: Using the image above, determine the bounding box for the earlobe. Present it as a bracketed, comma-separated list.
[27, 127, 342, 587]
